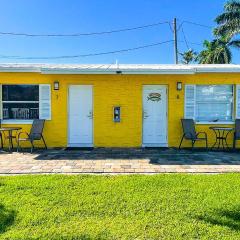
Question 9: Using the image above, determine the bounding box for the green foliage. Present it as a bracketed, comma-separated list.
[214, 0, 240, 38]
[197, 0, 240, 64]
[1, 174, 240, 239]
[197, 39, 232, 64]
[179, 49, 197, 64]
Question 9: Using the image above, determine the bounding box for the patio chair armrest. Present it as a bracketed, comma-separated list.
[196, 132, 207, 139]
[17, 132, 30, 140]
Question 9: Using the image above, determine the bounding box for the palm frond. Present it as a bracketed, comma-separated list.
[215, 12, 240, 24]
[214, 20, 240, 37]
[197, 38, 232, 64]
[214, 0, 240, 39]
[224, 0, 240, 11]
[228, 39, 240, 48]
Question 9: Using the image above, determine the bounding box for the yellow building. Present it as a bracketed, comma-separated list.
[1, 63, 240, 148]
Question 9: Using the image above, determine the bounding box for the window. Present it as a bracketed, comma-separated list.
[185, 85, 234, 123]
[3, 85, 39, 120]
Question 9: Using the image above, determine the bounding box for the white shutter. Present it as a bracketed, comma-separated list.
[184, 85, 196, 119]
[39, 84, 51, 120]
[0, 85, 2, 120]
[236, 85, 240, 119]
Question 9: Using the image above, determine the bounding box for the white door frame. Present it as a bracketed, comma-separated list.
[67, 85, 94, 147]
[142, 85, 168, 147]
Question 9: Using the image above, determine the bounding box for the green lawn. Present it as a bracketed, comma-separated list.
[0, 174, 240, 239]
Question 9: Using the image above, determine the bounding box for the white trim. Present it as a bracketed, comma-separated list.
[41, 69, 195, 75]
[2, 120, 33, 124]
[236, 85, 240, 118]
[195, 67, 240, 73]
[67, 143, 93, 148]
[142, 143, 168, 148]
[0, 84, 2, 120]
[39, 84, 51, 120]
[0, 67, 41, 73]
[184, 85, 196, 119]
[195, 121, 234, 125]
[1, 64, 240, 74]
[2, 101, 39, 103]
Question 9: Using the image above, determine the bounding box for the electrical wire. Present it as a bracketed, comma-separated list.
[0, 21, 170, 37]
[0, 40, 174, 59]
[181, 28, 190, 49]
[181, 21, 213, 29]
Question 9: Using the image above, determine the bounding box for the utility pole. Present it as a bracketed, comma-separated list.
[173, 18, 178, 64]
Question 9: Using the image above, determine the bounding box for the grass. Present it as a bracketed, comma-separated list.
[0, 174, 240, 239]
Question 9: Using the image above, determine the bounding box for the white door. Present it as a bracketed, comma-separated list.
[68, 85, 93, 147]
[143, 85, 167, 147]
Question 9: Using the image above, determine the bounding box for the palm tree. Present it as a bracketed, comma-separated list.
[214, 0, 240, 38]
[200, 0, 240, 64]
[179, 49, 197, 64]
[197, 39, 233, 64]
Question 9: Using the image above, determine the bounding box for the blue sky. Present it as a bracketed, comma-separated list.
[0, 0, 236, 64]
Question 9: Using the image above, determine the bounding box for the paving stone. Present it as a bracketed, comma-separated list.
[1, 148, 240, 174]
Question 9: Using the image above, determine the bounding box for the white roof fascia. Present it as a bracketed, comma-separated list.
[0, 64, 240, 74]
[195, 67, 240, 73]
[40, 68, 195, 75]
[0, 67, 41, 72]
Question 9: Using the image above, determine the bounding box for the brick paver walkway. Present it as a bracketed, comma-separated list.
[1, 148, 240, 174]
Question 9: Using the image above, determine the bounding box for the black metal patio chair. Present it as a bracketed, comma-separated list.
[179, 119, 208, 150]
[233, 119, 240, 149]
[17, 119, 47, 153]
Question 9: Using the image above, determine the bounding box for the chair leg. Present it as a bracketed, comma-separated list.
[233, 134, 236, 150]
[206, 138, 208, 150]
[0, 133, 3, 149]
[42, 135, 47, 150]
[179, 134, 185, 149]
[17, 139, 20, 152]
[191, 140, 195, 151]
[30, 141, 34, 154]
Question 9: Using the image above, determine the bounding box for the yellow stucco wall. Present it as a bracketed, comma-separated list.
[1, 72, 239, 148]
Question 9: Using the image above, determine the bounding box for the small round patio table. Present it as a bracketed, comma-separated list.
[209, 126, 234, 150]
[0, 127, 22, 152]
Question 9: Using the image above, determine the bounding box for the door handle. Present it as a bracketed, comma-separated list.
[87, 111, 93, 119]
[143, 111, 149, 119]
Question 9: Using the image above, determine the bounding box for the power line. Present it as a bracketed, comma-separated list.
[178, 40, 202, 46]
[0, 20, 212, 38]
[177, 21, 184, 32]
[181, 28, 190, 49]
[0, 40, 174, 59]
[0, 21, 170, 37]
[182, 21, 213, 29]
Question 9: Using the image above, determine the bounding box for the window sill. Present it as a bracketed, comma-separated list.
[195, 121, 234, 125]
[2, 120, 33, 125]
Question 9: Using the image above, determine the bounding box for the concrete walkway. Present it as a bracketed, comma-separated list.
[0, 148, 240, 174]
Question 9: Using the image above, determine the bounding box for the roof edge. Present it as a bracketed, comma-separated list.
[0, 64, 240, 74]
[41, 68, 195, 75]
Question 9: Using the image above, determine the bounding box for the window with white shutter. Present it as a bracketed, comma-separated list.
[184, 85, 196, 119]
[39, 84, 51, 120]
[2, 84, 39, 120]
[0, 84, 2, 120]
[196, 85, 233, 122]
[236, 85, 240, 119]
[184, 84, 234, 123]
